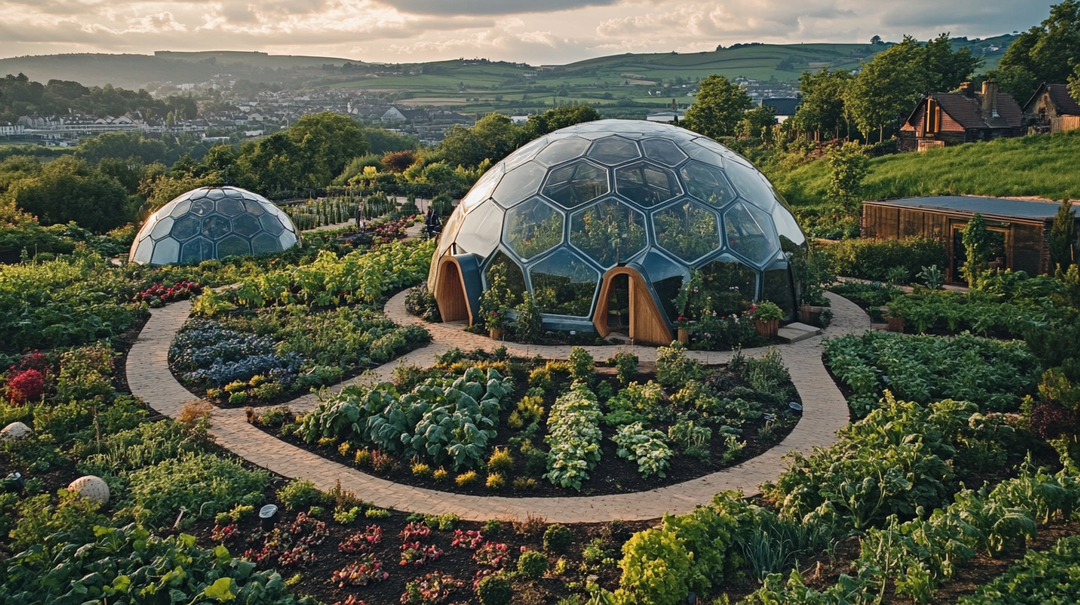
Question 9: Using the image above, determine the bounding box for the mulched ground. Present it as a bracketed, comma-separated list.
[253, 363, 801, 498]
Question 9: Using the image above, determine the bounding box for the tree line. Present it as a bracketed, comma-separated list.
[0, 73, 197, 125]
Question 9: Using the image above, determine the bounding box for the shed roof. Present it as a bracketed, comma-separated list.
[868, 196, 1072, 220]
[933, 92, 1024, 130]
[1024, 83, 1080, 116]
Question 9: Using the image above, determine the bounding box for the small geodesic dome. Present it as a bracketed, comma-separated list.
[129, 186, 299, 266]
[429, 119, 807, 344]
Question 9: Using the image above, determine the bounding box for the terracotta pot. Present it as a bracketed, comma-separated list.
[755, 319, 779, 338]
[677, 328, 689, 344]
[799, 305, 822, 325]
[489, 328, 504, 340]
[886, 316, 905, 333]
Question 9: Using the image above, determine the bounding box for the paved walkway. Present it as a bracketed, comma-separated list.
[126, 292, 867, 523]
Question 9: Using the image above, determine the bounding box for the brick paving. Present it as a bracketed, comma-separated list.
[126, 292, 867, 523]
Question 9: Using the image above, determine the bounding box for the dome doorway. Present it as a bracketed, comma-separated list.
[593, 267, 672, 346]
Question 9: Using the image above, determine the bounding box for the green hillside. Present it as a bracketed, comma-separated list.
[0, 35, 1015, 96]
[770, 130, 1080, 208]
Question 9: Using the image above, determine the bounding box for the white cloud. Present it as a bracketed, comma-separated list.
[0, 0, 1060, 65]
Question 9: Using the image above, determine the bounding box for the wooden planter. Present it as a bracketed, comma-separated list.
[755, 319, 779, 339]
[886, 317, 905, 333]
[489, 328, 504, 340]
[677, 328, 689, 344]
[799, 305, 823, 325]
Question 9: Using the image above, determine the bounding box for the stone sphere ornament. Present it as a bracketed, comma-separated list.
[0, 421, 31, 440]
[68, 475, 110, 505]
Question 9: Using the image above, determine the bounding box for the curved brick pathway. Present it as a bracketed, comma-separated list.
[126, 292, 867, 523]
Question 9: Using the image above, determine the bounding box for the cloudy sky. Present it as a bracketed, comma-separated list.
[0, 0, 1058, 64]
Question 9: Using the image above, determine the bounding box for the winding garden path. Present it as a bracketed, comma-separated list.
[126, 291, 868, 523]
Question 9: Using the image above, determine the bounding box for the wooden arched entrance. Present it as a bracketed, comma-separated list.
[592, 267, 673, 346]
[433, 255, 472, 323]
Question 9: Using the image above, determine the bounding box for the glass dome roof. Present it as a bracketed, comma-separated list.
[430, 119, 807, 326]
[129, 186, 300, 266]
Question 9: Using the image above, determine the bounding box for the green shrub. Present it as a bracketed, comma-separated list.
[568, 347, 595, 382]
[616, 527, 694, 605]
[544, 524, 573, 554]
[276, 478, 322, 511]
[477, 575, 513, 605]
[487, 447, 514, 472]
[656, 342, 702, 390]
[518, 550, 550, 579]
[609, 351, 639, 386]
[821, 236, 947, 283]
[10, 491, 111, 551]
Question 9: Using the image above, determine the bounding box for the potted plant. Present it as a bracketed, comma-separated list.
[753, 301, 783, 338]
[799, 304, 823, 325]
[675, 316, 691, 344]
[885, 302, 904, 333]
[488, 307, 509, 340]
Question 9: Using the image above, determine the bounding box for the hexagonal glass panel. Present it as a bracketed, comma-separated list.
[189, 190, 208, 200]
[535, 137, 589, 165]
[542, 160, 609, 209]
[202, 215, 232, 239]
[171, 215, 201, 241]
[725, 161, 777, 211]
[652, 200, 721, 263]
[680, 161, 737, 208]
[587, 136, 640, 165]
[699, 255, 759, 313]
[217, 198, 244, 217]
[484, 250, 528, 307]
[132, 238, 154, 264]
[169, 200, 192, 218]
[217, 235, 251, 258]
[150, 216, 175, 240]
[529, 249, 599, 318]
[615, 162, 682, 207]
[207, 189, 225, 200]
[279, 231, 298, 249]
[242, 199, 265, 216]
[233, 214, 262, 238]
[724, 203, 779, 266]
[252, 233, 283, 255]
[683, 142, 725, 165]
[503, 136, 550, 171]
[180, 238, 206, 264]
[641, 138, 688, 166]
[456, 203, 504, 258]
[149, 237, 179, 265]
[190, 198, 215, 216]
[762, 259, 796, 320]
[224, 188, 245, 198]
[772, 202, 806, 253]
[642, 251, 690, 322]
[259, 213, 285, 236]
[504, 197, 564, 262]
[461, 163, 504, 214]
[569, 199, 647, 268]
[492, 162, 547, 209]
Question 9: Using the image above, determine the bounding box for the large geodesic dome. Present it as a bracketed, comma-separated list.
[129, 186, 299, 266]
[429, 119, 807, 343]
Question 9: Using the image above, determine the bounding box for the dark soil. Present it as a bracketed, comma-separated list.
[252, 363, 802, 498]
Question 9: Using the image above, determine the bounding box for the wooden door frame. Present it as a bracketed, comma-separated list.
[433, 255, 473, 324]
[592, 267, 672, 346]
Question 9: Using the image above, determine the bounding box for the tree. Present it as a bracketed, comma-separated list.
[1050, 199, 1078, 272]
[381, 150, 417, 173]
[792, 68, 853, 141]
[234, 132, 303, 195]
[921, 33, 982, 93]
[845, 37, 925, 142]
[739, 105, 777, 141]
[993, 0, 1080, 101]
[438, 113, 518, 169]
[683, 75, 753, 139]
[871, 35, 883, 45]
[961, 213, 990, 287]
[286, 112, 369, 186]
[520, 104, 600, 141]
[8, 156, 132, 233]
[825, 142, 869, 212]
[1069, 63, 1080, 105]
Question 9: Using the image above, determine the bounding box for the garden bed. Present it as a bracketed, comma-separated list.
[251, 346, 802, 498]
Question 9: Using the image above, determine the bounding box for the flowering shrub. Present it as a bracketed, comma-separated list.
[450, 529, 483, 550]
[211, 524, 239, 543]
[473, 542, 511, 568]
[137, 281, 202, 307]
[332, 555, 388, 587]
[401, 522, 431, 541]
[400, 542, 444, 567]
[400, 571, 466, 605]
[7, 368, 44, 404]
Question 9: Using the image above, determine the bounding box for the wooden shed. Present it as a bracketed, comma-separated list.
[862, 196, 1079, 284]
